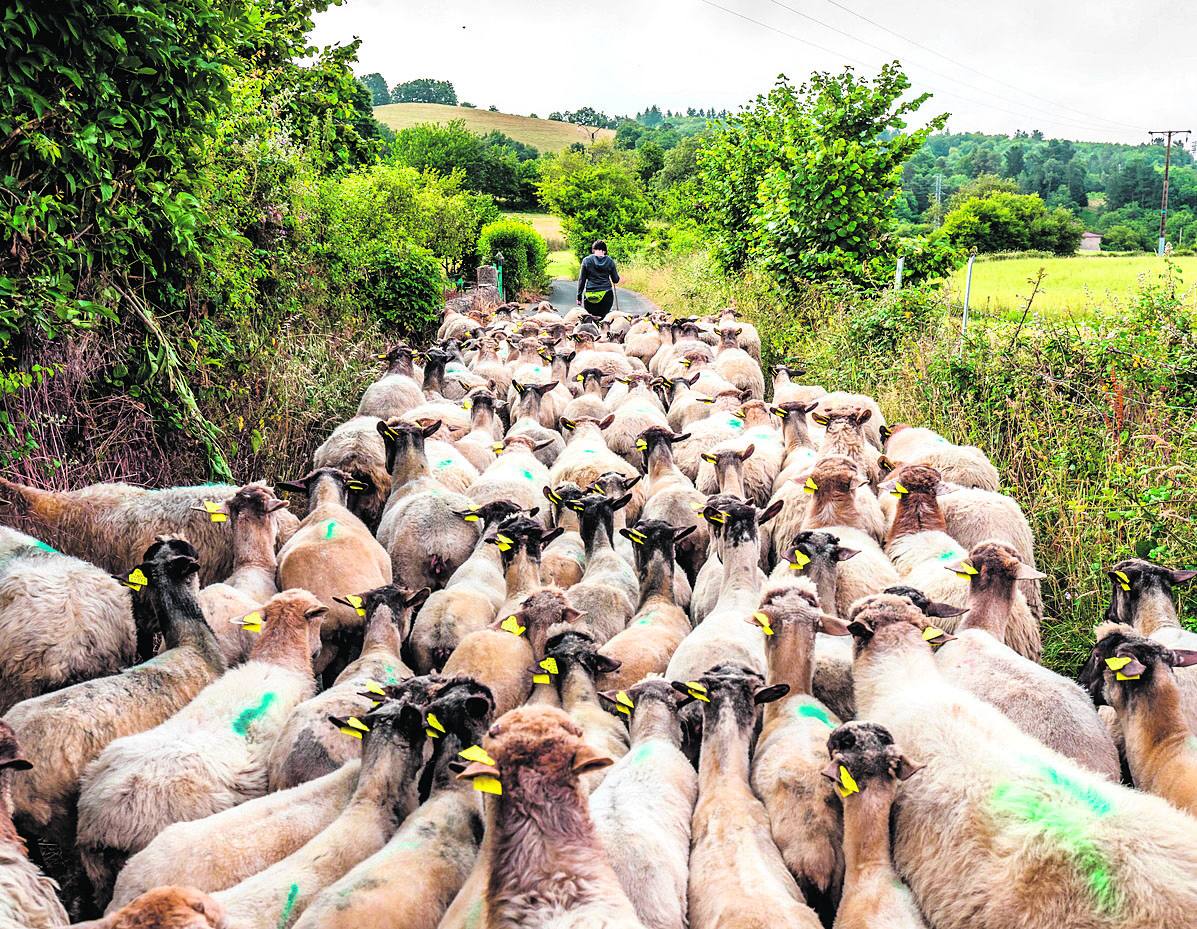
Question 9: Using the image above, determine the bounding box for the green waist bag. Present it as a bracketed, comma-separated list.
[584, 290, 608, 304]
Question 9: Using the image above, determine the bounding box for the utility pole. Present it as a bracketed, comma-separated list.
[1148, 129, 1191, 255]
[933, 174, 943, 224]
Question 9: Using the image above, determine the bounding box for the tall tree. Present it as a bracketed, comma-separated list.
[359, 72, 390, 105]
[390, 78, 457, 105]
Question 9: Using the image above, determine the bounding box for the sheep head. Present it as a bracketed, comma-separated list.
[821, 720, 922, 799]
[846, 593, 956, 651]
[670, 662, 788, 731]
[1080, 622, 1197, 709]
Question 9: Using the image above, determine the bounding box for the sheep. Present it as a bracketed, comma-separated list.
[375, 422, 477, 593]
[312, 416, 391, 530]
[466, 433, 554, 514]
[1080, 623, 1197, 815]
[794, 456, 898, 616]
[0, 526, 133, 715]
[638, 427, 709, 581]
[212, 697, 432, 929]
[3, 539, 225, 875]
[815, 404, 884, 486]
[443, 585, 578, 719]
[712, 325, 764, 400]
[748, 581, 852, 920]
[408, 501, 527, 673]
[597, 521, 695, 692]
[660, 373, 721, 432]
[453, 389, 502, 473]
[109, 762, 358, 909]
[881, 424, 1000, 490]
[561, 369, 612, 422]
[565, 492, 638, 644]
[1105, 558, 1197, 733]
[291, 677, 495, 929]
[0, 720, 69, 929]
[670, 395, 748, 481]
[276, 467, 392, 674]
[590, 678, 697, 929]
[624, 316, 665, 366]
[0, 477, 298, 585]
[667, 499, 781, 683]
[540, 483, 588, 590]
[769, 366, 823, 407]
[549, 415, 636, 496]
[602, 375, 671, 465]
[801, 452, 886, 542]
[884, 464, 1040, 660]
[455, 705, 647, 929]
[507, 379, 562, 432]
[74, 886, 226, 929]
[76, 588, 327, 907]
[812, 392, 886, 450]
[567, 346, 635, 381]
[933, 542, 1118, 780]
[267, 584, 425, 790]
[698, 402, 784, 507]
[770, 399, 820, 492]
[846, 593, 1197, 929]
[197, 483, 288, 666]
[422, 437, 482, 496]
[673, 663, 821, 929]
[717, 307, 761, 361]
[589, 472, 657, 577]
[687, 492, 743, 627]
[821, 721, 927, 929]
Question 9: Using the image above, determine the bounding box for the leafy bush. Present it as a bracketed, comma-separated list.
[390, 121, 539, 207]
[941, 191, 1083, 255]
[390, 78, 456, 105]
[694, 64, 952, 288]
[538, 145, 651, 257]
[1101, 224, 1152, 252]
[478, 220, 548, 299]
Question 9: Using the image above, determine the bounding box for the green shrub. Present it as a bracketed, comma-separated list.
[941, 191, 1083, 255]
[478, 219, 548, 298]
[537, 145, 652, 258]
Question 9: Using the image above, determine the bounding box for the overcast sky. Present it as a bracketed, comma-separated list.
[310, 0, 1195, 145]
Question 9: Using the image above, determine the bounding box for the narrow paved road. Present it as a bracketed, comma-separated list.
[547, 278, 658, 317]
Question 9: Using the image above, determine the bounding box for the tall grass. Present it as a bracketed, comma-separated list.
[623, 250, 1197, 673]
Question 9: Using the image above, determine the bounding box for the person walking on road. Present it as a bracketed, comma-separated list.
[576, 240, 620, 318]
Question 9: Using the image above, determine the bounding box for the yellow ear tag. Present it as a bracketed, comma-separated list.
[837, 765, 860, 798]
[539, 657, 559, 675]
[954, 562, 979, 581]
[575, 374, 584, 382]
[201, 500, 228, 523]
[705, 511, 726, 524]
[500, 616, 526, 637]
[701, 453, 716, 464]
[234, 611, 263, 634]
[789, 550, 811, 572]
[813, 414, 830, 426]
[753, 611, 775, 636]
[890, 482, 909, 497]
[123, 567, 149, 591]
[532, 674, 551, 684]
[492, 443, 505, 454]
[803, 477, 818, 494]
[427, 712, 446, 734]
[773, 407, 788, 418]
[463, 514, 480, 522]
[1105, 655, 1141, 680]
[1113, 570, 1131, 592]
[922, 626, 948, 646]
[685, 681, 710, 702]
[635, 439, 648, 450]
[364, 680, 387, 696]
[473, 775, 503, 795]
[346, 594, 367, 617]
[615, 690, 634, 715]
[459, 744, 496, 765]
[462, 399, 473, 411]
[339, 716, 369, 739]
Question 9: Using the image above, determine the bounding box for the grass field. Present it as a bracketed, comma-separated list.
[504, 211, 565, 250]
[547, 249, 580, 280]
[373, 103, 615, 153]
[948, 254, 1197, 319]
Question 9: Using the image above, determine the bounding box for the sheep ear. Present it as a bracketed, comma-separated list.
[1170, 569, 1197, 585]
[673, 524, 697, 542]
[847, 619, 874, 639]
[599, 414, 615, 429]
[165, 555, 200, 581]
[621, 474, 642, 490]
[456, 760, 500, 781]
[1014, 562, 1047, 580]
[533, 438, 557, 451]
[421, 420, 442, 438]
[895, 755, 924, 780]
[758, 498, 785, 525]
[588, 654, 622, 675]
[1118, 657, 1148, 678]
[542, 527, 565, 546]
[819, 759, 842, 782]
[819, 614, 852, 636]
[855, 408, 873, 425]
[671, 432, 691, 443]
[572, 743, 614, 775]
[753, 683, 790, 705]
[739, 444, 755, 461]
[304, 605, 329, 621]
[405, 587, 432, 609]
[835, 547, 860, 562]
[561, 606, 586, 624]
[525, 506, 540, 518]
[0, 754, 32, 771]
[925, 601, 968, 619]
[264, 498, 291, 513]
[275, 480, 308, 495]
[611, 493, 633, 512]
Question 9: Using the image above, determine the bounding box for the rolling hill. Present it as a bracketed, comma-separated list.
[372, 103, 616, 153]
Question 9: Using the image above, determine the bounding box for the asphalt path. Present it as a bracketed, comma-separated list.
[547, 278, 658, 317]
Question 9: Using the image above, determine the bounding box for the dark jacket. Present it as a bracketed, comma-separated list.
[576, 254, 620, 300]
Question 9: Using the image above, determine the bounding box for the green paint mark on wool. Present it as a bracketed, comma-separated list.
[384, 665, 398, 684]
[33, 540, 57, 554]
[233, 692, 277, 736]
[436, 458, 455, 470]
[522, 469, 535, 481]
[464, 897, 484, 929]
[728, 418, 743, 428]
[990, 762, 1117, 914]
[795, 703, 834, 728]
[938, 549, 963, 561]
[325, 521, 336, 540]
[630, 742, 657, 765]
[277, 882, 300, 929]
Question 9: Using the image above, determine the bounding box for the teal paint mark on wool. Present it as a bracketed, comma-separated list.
[325, 521, 336, 540]
[989, 762, 1117, 914]
[277, 882, 300, 929]
[522, 470, 535, 481]
[795, 702, 834, 728]
[938, 549, 963, 561]
[233, 692, 277, 736]
[436, 458, 455, 470]
[630, 743, 656, 765]
[728, 418, 743, 428]
[33, 540, 57, 554]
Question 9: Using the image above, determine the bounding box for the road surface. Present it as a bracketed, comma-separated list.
[547, 278, 658, 317]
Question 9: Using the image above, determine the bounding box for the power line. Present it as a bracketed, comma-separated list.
[817, 0, 1142, 132]
[697, 0, 1138, 141]
[760, 0, 1140, 136]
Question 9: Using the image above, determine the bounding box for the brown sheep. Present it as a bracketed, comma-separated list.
[74, 886, 227, 929]
[312, 415, 391, 530]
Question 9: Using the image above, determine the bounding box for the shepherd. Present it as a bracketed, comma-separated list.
[576, 239, 621, 318]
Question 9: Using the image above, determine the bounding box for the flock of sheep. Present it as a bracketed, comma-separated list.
[1, 297, 1196, 929]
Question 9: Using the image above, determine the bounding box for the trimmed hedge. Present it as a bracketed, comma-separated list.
[478, 219, 548, 299]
